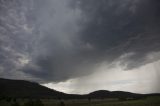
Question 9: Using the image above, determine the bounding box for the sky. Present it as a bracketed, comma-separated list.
[0, 0, 160, 94]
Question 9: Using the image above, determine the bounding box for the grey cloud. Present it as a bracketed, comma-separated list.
[74, 0, 160, 69]
[0, 0, 160, 83]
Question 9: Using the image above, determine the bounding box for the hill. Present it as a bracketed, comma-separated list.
[88, 90, 143, 99]
[0, 78, 159, 99]
[0, 78, 65, 99]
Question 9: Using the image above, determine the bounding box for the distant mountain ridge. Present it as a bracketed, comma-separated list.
[0, 78, 159, 99]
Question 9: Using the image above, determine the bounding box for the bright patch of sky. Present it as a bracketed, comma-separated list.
[43, 59, 160, 94]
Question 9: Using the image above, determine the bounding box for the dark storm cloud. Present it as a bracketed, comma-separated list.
[74, 0, 160, 69]
[0, 0, 160, 82]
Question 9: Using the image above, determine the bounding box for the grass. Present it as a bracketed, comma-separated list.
[1, 96, 160, 106]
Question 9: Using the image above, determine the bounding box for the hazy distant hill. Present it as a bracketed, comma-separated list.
[88, 90, 143, 99]
[0, 78, 159, 99]
[88, 90, 160, 99]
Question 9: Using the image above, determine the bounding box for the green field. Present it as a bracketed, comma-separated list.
[1, 96, 160, 106]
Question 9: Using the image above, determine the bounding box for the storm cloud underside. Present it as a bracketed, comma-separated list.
[0, 0, 160, 93]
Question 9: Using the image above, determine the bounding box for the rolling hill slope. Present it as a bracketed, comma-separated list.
[0, 78, 65, 98]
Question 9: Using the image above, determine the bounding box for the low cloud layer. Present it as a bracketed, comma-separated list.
[0, 0, 160, 88]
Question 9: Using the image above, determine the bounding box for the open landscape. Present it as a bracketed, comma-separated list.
[0, 78, 160, 106]
[0, 0, 160, 106]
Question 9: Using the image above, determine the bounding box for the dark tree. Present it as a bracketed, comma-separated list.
[13, 98, 17, 102]
[88, 97, 91, 102]
[59, 101, 65, 106]
[11, 101, 20, 106]
[23, 99, 34, 106]
[6, 97, 11, 102]
[118, 97, 126, 101]
[34, 99, 44, 106]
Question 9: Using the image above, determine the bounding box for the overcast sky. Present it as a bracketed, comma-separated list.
[0, 0, 160, 94]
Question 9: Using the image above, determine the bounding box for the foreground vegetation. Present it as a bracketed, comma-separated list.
[0, 96, 160, 106]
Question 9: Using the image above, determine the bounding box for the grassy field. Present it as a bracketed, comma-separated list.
[1, 96, 160, 106]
